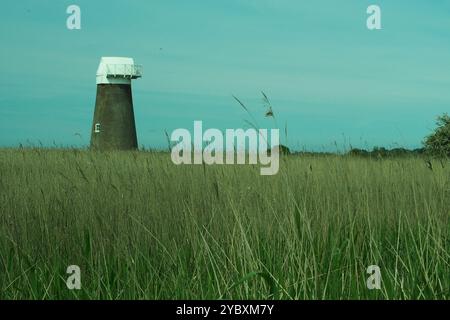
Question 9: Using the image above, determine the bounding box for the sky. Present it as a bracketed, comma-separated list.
[1, 0, 449, 151]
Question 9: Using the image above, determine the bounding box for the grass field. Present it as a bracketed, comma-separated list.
[0, 148, 448, 299]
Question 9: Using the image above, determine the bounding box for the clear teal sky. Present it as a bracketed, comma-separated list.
[1, 0, 449, 151]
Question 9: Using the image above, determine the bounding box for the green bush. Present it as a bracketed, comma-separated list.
[424, 113, 450, 157]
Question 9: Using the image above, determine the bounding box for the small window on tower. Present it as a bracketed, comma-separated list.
[94, 123, 101, 133]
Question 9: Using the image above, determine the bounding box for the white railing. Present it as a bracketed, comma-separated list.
[105, 64, 143, 79]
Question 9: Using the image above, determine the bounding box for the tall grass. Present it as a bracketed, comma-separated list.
[0, 148, 448, 299]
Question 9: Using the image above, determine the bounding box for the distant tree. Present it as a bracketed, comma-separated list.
[413, 148, 426, 155]
[372, 146, 388, 158]
[348, 148, 369, 157]
[279, 144, 291, 155]
[424, 113, 450, 157]
[268, 144, 291, 156]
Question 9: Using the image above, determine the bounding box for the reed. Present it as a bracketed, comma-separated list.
[0, 148, 448, 299]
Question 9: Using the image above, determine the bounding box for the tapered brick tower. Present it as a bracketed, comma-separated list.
[90, 57, 142, 150]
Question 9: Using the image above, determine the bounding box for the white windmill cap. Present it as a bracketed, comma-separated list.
[96, 57, 143, 85]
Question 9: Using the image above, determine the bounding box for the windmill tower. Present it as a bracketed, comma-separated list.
[90, 57, 142, 150]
